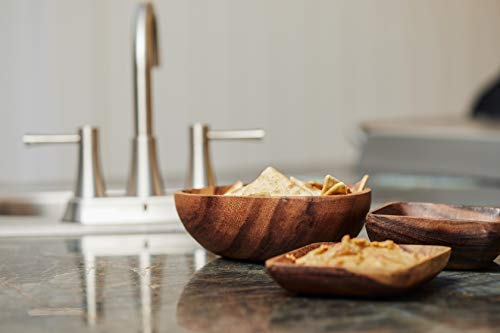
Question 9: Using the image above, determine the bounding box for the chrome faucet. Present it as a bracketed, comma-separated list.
[21, 2, 173, 224]
[128, 2, 164, 197]
[21, 1, 265, 224]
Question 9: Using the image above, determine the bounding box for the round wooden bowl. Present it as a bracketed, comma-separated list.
[174, 185, 371, 261]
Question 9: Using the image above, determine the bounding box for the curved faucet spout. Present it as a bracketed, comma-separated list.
[128, 1, 165, 197]
[134, 1, 159, 136]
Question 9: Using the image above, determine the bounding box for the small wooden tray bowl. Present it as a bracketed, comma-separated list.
[174, 185, 371, 261]
[366, 202, 500, 270]
[265, 242, 450, 297]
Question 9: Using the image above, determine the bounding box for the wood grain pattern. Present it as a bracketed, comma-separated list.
[174, 186, 371, 261]
[366, 202, 500, 270]
[265, 242, 451, 297]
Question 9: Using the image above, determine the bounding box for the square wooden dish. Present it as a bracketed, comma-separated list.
[265, 242, 450, 297]
[366, 202, 500, 270]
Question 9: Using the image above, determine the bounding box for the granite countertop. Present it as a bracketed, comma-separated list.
[0, 233, 498, 333]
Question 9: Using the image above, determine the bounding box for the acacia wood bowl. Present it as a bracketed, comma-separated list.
[174, 185, 371, 261]
[265, 242, 451, 297]
[366, 202, 500, 270]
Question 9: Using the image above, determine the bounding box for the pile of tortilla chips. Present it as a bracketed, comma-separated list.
[224, 167, 366, 197]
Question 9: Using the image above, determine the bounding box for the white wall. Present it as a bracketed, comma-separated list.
[1, 0, 500, 186]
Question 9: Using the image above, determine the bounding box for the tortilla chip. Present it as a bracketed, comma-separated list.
[236, 167, 312, 197]
[248, 192, 271, 197]
[223, 180, 244, 195]
[306, 181, 323, 190]
[290, 176, 321, 196]
[320, 175, 340, 195]
[323, 182, 350, 195]
[223, 167, 357, 197]
[320, 175, 351, 195]
[352, 175, 369, 192]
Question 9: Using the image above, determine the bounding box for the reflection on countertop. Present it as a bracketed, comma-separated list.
[0, 234, 498, 333]
[178, 259, 500, 333]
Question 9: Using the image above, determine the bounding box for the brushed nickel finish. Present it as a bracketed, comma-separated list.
[19, 3, 266, 225]
[23, 125, 106, 199]
[207, 129, 266, 141]
[187, 123, 265, 188]
[62, 195, 177, 224]
[21, 4, 174, 224]
[188, 124, 213, 189]
[76, 126, 106, 198]
[23, 122, 179, 224]
[23, 134, 80, 145]
[127, 1, 164, 197]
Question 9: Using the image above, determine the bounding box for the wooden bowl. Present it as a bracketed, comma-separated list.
[174, 185, 371, 261]
[265, 242, 451, 297]
[366, 202, 500, 270]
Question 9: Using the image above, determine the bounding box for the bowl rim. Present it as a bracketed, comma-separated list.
[175, 185, 371, 199]
[367, 201, 500, 225]
[265, 241, 451, 288]
[266, 241, 451, 270]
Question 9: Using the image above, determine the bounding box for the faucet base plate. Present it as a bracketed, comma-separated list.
[63, 195, 179, 225]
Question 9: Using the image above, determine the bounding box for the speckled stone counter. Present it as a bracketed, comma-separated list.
[0, 233, 498, 333]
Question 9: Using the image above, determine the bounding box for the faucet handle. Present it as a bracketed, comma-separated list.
[207, 129, 265, 141]
[207, 129, 266, 140]
[23, 134, 81, 145]
[23, 125, 106, 198]
[187, 123, 266, 189]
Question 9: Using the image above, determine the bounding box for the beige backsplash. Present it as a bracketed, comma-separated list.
[1, 0, 500, 186]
